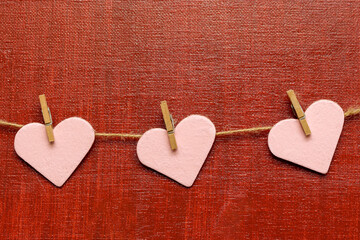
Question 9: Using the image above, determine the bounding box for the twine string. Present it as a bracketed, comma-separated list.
[0, 107, 359, 139]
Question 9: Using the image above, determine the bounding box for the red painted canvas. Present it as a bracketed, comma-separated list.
[0, 1, 359, 239]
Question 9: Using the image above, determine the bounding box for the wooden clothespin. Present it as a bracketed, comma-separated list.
[39, 94, 55, 143]
[160, 101, 177, 150]
[287, 90, 311, 136]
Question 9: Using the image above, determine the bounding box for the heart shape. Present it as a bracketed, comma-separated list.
[14, 117, 95, 187]
[137, 115, 216, 187]
[268, 100, 344, 174]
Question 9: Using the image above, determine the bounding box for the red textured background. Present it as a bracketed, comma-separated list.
[0, 1, 360, 239]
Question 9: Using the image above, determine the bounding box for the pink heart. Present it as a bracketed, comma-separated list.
[268, 100, 344, 174]
[137, 115, 216, 187]
[14, 117, 95, 187]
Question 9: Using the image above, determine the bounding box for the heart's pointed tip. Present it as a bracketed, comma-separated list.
[318, 167, 330, 175]
[54, 182, 65, 188]
[183, 183, 193, 188]
[177, 181, 194, 188]
[179, 178, 196, 187]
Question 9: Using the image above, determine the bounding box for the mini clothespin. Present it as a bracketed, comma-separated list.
[160, 101, 177, 150]
[287, 90, 311, 136]
[39, 94, 55, 142]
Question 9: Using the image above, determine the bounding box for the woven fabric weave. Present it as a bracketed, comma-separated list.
[0, 1, 359, 239]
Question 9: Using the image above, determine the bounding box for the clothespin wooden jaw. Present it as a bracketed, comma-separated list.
[287, 90, 311, 136]
[39, 94, 55, 143]
[160, 101, 178, 150]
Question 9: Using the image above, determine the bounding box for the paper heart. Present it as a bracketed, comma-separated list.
[268, 100, 344, 174]
[14, 117, 95, 187]
[137, 115, 216, 187]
